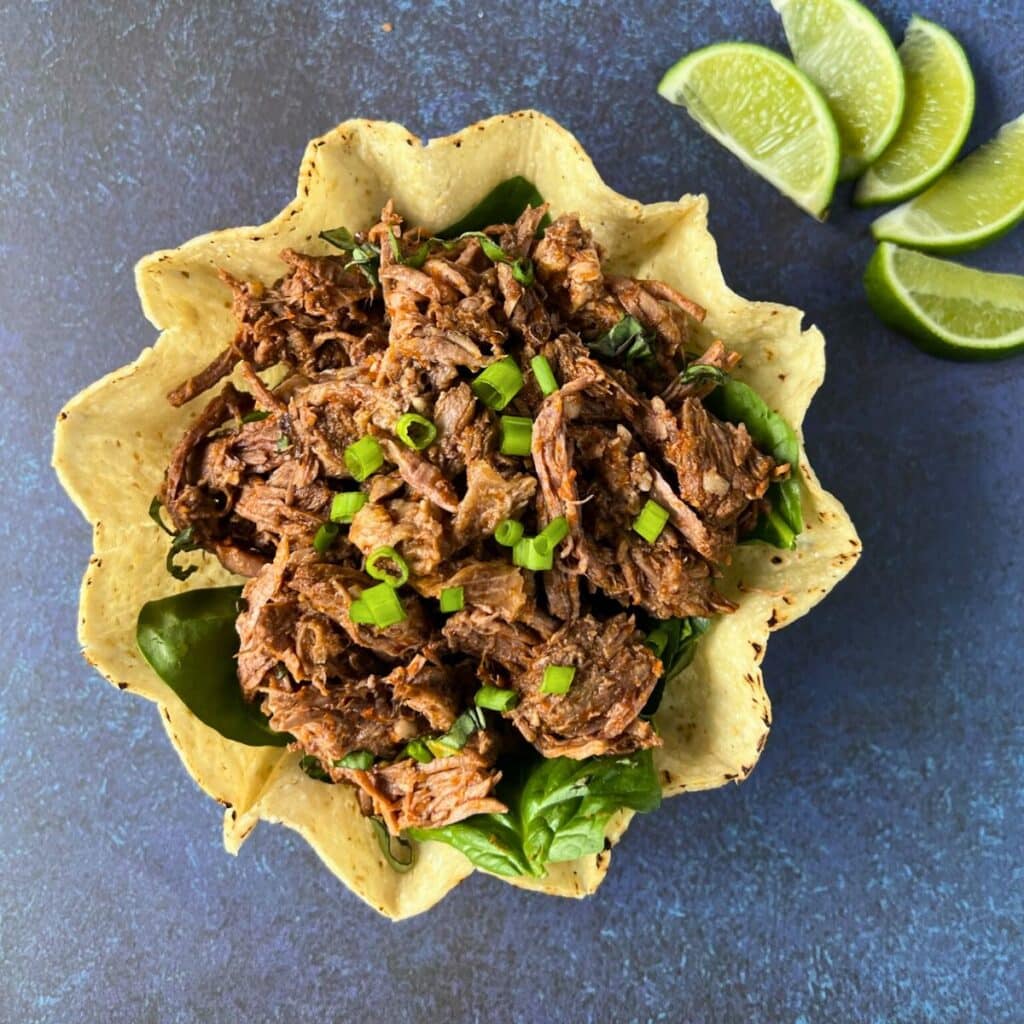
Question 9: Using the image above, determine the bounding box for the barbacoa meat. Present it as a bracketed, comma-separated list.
[158, 201, 788, 835]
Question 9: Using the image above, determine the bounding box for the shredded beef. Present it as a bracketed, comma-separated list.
[159, 199, 786, 833]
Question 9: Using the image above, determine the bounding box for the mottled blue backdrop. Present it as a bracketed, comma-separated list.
[2, 2, 1022, 1022]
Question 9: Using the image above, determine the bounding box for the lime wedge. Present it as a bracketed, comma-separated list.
[872, 114, 1024, 252]
[772, 0, 905, 179]
[657, 43, 840, 219]
[855, 17, 975, 206]
[864, 243, 1024, 360]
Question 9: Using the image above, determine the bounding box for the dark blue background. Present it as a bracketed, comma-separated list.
[2, 2, 1021, 1021]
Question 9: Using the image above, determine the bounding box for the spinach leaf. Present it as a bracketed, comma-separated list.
[409, 812, 536, 878]
[520, 751, 662, 865]
[707, 379, 803, 549]
[642, 616, 711, 716]
[587, 315, 656, 368]
[438, 176, 550, 238]
[136, 587, 291, 747]
[409, 749, 661, 877]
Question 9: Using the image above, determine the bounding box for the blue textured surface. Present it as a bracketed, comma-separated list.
[2, 2, 1022, 1021]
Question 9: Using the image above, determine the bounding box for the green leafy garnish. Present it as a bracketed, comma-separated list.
[453, 232, 535, 286]
[148, 496, 202, 581]
[300, 755, 330, 781]
[370, 818, 415, 873]
[677, 363, 730, 388]
[642, 616, 710, 716]
[319, 226, 382, 288]
[707, 380, 803, 549]
[386, 227, 432, 269]
[438, 176, 550, 238]
[587, 315, 656, 368]
[428, 707, 487, 757]
[409, 750, 661, 878]
[136, 587, 291, 747]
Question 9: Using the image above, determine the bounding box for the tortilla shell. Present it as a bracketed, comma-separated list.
[53, 111, 860, 919]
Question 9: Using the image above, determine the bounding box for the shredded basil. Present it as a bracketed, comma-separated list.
[587, 315, 656, 368]
[453, 231, 535, 287]
[386, 227, 432, 269]
[149, 496, 202, 580]
[677, 363, 730, 388]
[319, 226, 381, 288]
[370, 818, 415, 872]
[300, 755, 330, 781]
[241, 409, 271, 424]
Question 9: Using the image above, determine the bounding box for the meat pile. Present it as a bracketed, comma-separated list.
[159, 201, 786, 834]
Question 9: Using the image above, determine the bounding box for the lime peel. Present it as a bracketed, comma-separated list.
[855, 16, 975, 207]
[871, 114, 1024, 253]
[864, 242, 1024, 361]
[658, 42, 840, 219]
[772, 0, 905, 180]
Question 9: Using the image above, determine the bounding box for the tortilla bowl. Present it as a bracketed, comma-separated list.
[53, 110, 860, 919]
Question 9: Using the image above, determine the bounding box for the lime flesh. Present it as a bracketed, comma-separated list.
[772, 0, 905, 179]
[864, 243, 1024, 360]
[855, 17, 975, 206]
[658, 42, 840, 219]
[872, 114, 1024, 252]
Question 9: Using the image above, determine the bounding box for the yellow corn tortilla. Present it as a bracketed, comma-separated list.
[52, 110, 860, 919]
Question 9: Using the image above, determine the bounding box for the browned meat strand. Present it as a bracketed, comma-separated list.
[512, 614, 662, 759]
[344, 739, 506, 833]
[160, 201, 787, 834]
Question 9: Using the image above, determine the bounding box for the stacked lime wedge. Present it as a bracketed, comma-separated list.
[772, 0, 905, 179]
[864, 243, 1024, 360]
[855, 17, 975, 206]
[657, 43, 840, 219]
[872, 114, 1024, 252]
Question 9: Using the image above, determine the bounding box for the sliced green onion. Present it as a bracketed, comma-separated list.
[334, 749, 375, 770]
[513, 536, 553, 571]
[471, 357, 523, 411]
[366, 546, 410, 588]
[499, 415, 533, 456]
[395, 412, 437, 451]
[439, 586, 465, 613]
[344, 436, 384, 481]
[241, 409, 271, 423]
[313, 522, 340, 555]
[348, 599, 375, 624]
[359, 582, 407, 628]
[540, 515, 569, 546]
[494, 518, 524, 547]
[530, 355, 558, 396]
[330, 491, 367, 523]
[474, 686, 520, 712]
[403, 739, 435, 764]
[541, 664, 576, 695]
[632, 500, 670, 544]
